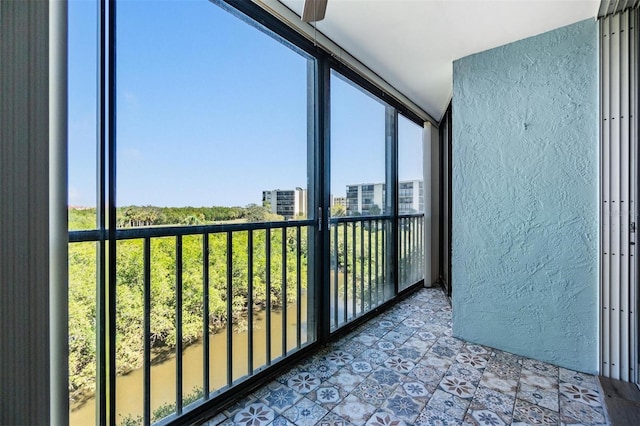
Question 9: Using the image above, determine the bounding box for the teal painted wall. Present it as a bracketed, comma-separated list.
[452, 19, 599, 373]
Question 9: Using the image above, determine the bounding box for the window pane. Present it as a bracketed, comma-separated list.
[116, 1, 310, 227]
[68, 1, 98, 424]
[398, 114, 424, 290]
[113, 1, 314, 422]
[68, 0, 97, 231]
[329, 71, 392, 328]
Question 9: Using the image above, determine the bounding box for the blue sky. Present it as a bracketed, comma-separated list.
[68, 0, 422, 208]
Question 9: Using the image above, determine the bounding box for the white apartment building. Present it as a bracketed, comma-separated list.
[262, 187, 307, 219]
[345, 180, 423, 215]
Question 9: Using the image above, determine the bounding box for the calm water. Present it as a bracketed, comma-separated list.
[70, 296, 309, 425]
[70, 269, 365, 425]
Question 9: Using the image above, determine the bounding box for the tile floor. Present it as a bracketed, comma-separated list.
[200, 287, 609, 426]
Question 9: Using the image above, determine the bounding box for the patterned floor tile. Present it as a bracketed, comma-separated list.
[360, 348, 390, 365]
[427, 388, 470, 420]
[409, 364, 446, 391]
[200, 288, 610, 426]
[270, 415, 296, 426]
[384, 356, 416, 374]
[465, 409, 507, 426]
[354, 332, 380, 346]
[232, 402, 275, 426]
[520, 368, 559, 390]
[377, 340, 397, 351]
[513, 398, 560, 425]
[517, 382, 559, 412]
[559, 394, 607, 424]
[307, 385, 348, 410]
[364, 410, 408, 426]
[429, 344, 459, 359]
[462, 343, 490, 357]
[382, 331, 411, 345]
[439, 375, 477, 399]
[326, 350, 356, 366]
[369, 366, 405, 388]
[415, 406, 462, 426]
[396, 345, 423, 361]
[381, 392, 424, 423]
[222, 394, 258, 417]
[484, 360, 521, 380]
[559, 368, 600, 392]
[402, 381, 432, 399]
[201, 412, 226, 426]
[419, 354, 454, 372]
[331, 394, 378, 426]
[479, 370, 518, 396]
[448, 362, 484, 385]
[328, 369, 367, 393]
[318, 412, 354, 426]
[456, 352, 488, 369]
[287, 371, 321, 394]
[282, 397, 329, 426]
[469, 386, 515, 424]
[352, 378, 396, 406]
[559, 382, 602, 407]
[255, 382, 302, 414]
[522, 358, 559, 378]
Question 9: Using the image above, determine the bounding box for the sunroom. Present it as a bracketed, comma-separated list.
[1, 0, 638, 425]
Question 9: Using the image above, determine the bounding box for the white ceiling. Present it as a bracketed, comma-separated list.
[279, 0, 600, 121]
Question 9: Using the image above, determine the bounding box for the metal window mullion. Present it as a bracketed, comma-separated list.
[602, 16, 612, 378]
[352, 220, 356, 318]
[630, 8, 639, 384]
[296, 226, 301, 348]
[620, 10, 631, 382]
[143, 238, 151, 426]
[282, 227, 287, 356]
[106, 0, 117, 422]
[226, 232, 233, 386]
[202, 234, 210, 397]
[175, 235, 183, 413]
[247, 230, 253, 374]
[266, 229, 272, 364]
[96, 0, 108, 423]
[611, 13, 622, 380]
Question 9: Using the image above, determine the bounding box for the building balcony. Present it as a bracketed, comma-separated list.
[197, 287, 608, 426]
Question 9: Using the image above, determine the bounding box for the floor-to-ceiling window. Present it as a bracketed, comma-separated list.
[398, 114, 425, 291]
[67, 1, 429, 424]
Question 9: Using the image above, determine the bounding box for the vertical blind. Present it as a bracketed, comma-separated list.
[600, 7, 639, 382]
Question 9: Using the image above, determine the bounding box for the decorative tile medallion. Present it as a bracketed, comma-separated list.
[559, 382, 601, 407]
[384, 356, 415, 374]
[282, 397, 329, 426]
[414, 406, 462, 426]
[427, 388, 470, 420]
[232, 403, 275, 426]
[331, 394, 377, 426]
[288, 372, 321, 394]
[364, 410, 407, 426]
[439, 375, 477, 399]
[456, 352, 488, 369]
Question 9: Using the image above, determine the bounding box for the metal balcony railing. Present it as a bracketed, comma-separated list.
[68, 212, 424, 425]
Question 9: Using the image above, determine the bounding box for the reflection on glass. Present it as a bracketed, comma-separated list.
[398, 115, 425, 290]
[329, 70, 393, 328]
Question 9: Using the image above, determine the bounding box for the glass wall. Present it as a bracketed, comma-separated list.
[329, 71, 393, 329]
[67, 1, 428, 424]
[398, 115, 425, 290]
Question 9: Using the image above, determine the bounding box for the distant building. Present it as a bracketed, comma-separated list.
[398, 180, 424, 214]
[332, 196, 347, 209]
[344, 180, 423, 215]
[262, 187, 307, 219]
[346, 183, 385, 215]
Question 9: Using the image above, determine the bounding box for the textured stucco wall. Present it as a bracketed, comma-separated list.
[452, 19, 598, 373]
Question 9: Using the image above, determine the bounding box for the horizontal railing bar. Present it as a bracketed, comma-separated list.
[398, 213, 424, 219]
[69, 229, 103, 242]
[329, 214, 393, 224]
[68, 219, 314, 242]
